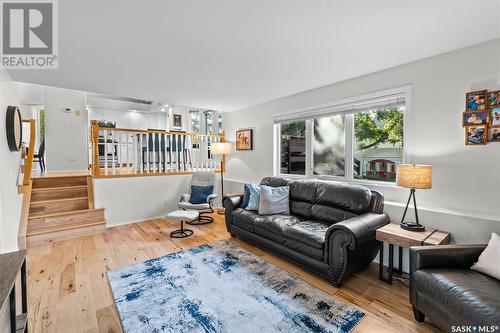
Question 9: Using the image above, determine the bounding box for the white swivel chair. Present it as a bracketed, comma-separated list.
[178, 172, 218, 224]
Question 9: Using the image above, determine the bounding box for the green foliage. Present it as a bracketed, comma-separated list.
[354, 108, 403, 150]
[281, 121, 305, 136]
[39, 110, 45, 139]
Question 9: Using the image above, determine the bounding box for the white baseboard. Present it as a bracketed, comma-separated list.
[106, 215, 166, 228]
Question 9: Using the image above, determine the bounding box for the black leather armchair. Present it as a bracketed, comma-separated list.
[223, 177, 390, 287]
[410, 245, 500, 331]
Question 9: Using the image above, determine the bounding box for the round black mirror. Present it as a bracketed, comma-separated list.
[6, 105, 23, 152]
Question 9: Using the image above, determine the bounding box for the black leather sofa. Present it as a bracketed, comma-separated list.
[410, 245, 500, 330]
[223, 177, 390, 287]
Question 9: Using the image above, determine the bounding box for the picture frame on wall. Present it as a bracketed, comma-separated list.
[489, 128, 500, 142]
[488, 90, 500, 107]
[236, 129, 253, 150]
[462, 111, 489, 126]
[173, 114, 182, 128]
[465, 125, 487, 145]
[466, 90, 487, 111]
[490, 107, 500, 127]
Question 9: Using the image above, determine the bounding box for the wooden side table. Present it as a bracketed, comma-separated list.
[376, 222, 450, 284]
[0, 250, 28, 333]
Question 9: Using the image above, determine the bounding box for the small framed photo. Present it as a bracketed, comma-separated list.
[173, 114, 182, 128]
[488, 90, 500, 107]
[236, 129, 253, 150]
[465, 125, 487, 145]
[489, 128, 500, 142]
[462, 111, 489, 126]
[466, 90, 487, 111]
[490, 107, 500, 127]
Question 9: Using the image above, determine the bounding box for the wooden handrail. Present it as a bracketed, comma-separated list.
[90, 121, 221, 137]
[22, 119, 36, 185]
[90, 121, 224, 178]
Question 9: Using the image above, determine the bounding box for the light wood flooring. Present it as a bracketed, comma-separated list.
[27, 213, 440, 333]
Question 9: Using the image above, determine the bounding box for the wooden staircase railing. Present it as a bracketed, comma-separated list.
[90, 121, 224, 178]
[22, 119, 36, 186]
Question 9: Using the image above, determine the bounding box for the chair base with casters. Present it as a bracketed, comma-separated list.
[178, 172, 218, 225]
[187, 207, 214, 225]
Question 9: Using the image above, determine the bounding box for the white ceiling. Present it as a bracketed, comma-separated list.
[9, 0, 500, 112]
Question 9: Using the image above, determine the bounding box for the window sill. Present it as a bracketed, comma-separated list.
[277, 173, 400, 190]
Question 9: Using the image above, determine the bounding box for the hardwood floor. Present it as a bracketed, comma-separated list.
[27, 213, 440, 333]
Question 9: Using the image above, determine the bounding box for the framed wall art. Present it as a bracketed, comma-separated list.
[236, 129, 253, 150]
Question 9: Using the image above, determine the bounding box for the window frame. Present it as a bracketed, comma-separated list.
[274, 86, 412, 187]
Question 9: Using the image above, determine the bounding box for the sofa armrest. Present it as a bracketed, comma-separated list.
[326, 213, 390, 250]
[409, 244, 486, 274]
[222, 194, 244, 233]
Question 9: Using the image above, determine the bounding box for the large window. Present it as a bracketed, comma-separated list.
[276, 87, 407, 184]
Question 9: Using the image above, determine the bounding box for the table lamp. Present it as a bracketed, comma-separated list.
[396, 164, 432, 232]
[211, 142, 232, 214]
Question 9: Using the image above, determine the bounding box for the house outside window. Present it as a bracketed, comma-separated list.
[275, 86, 408, 184]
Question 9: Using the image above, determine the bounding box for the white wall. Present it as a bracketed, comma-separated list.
[94, 175, 222, 227]
[88, 108, 169, 130]
[44, 86, 88, 172]
[0, 69, 23, 253]
[223, 39, 500, 272]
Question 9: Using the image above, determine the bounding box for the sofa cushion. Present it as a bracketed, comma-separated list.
[310, 205, 358, 224]
[413, 268, 500, 323]
[231, 208, 259, 232]
[252, 214, 302, 235]
[282, 220, 330, 250]
[315, 181, 372, 214]
[260, 177, 373, 222]
[251, 216, 328, 261]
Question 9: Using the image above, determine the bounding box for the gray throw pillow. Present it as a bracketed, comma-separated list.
[258, 185, 290, 215]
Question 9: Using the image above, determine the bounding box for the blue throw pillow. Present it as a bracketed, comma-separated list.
[189, 185, 213, 204]
[241, 183, 252, 208]
[245, 184, 261, 211]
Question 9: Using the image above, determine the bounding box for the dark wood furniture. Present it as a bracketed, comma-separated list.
[0, 250, 28, 333]
[376, 222, 450, 284]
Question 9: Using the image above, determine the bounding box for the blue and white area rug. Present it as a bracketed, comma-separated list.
[107, 240, 365, 333]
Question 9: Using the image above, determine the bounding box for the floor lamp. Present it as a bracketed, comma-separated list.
[396, 164, 432, 232]
[211, 142, 232, 215]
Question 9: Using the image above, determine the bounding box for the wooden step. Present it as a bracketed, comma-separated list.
[26, 220, 106, 248]
[29, 197, 89, 215]
[32, 176, 88, 189]
[31, 185, 88, 202]
[28, 208, 105, 231]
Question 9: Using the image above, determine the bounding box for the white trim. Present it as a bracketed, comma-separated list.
[273, 85, 408, 124]
[106, 215, 166, 228]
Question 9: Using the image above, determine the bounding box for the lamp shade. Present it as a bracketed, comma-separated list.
[397, 164, 432, 189]
[211, 142, 232, 155]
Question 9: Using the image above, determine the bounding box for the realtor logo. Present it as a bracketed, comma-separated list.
[1, 0, 58, 68]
